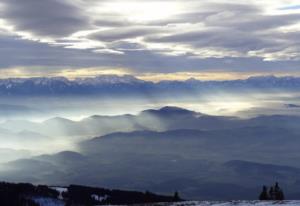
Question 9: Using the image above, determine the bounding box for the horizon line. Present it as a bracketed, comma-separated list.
[0, 74, 299, 83]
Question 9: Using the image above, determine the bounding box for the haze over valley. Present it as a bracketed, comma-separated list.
[0, 77, 300, 200]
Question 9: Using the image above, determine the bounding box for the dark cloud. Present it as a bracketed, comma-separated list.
[204, 13, 300, 31]
[0, 35, 114, 68]
[93, 15, 133, 27]
[146, 28, 276, 53]
[109, 41, 146, 51]
[0, 0, 90, 37]
[94, 19, 128, 27]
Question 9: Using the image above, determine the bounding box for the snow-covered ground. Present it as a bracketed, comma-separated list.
[149, 201, 300, 206]
[50, 186, 68, 200]
[24, 200, 300, 206]
[91, 194, 110, 202]
[31, 197, 65, 206]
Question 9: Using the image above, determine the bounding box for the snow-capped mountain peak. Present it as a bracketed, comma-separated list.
[75, 75, 145, 85]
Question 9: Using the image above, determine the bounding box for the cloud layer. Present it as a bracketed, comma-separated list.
[0, 0, 300, 78]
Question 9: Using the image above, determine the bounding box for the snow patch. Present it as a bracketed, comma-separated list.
[50, 187, 68, 200]
[91, 194, 109, 202]
[32, 197, 64, 206]
[158, 201, 300, 206]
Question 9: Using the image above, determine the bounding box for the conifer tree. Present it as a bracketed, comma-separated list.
[274, 182, 285, 201]
[274, 182, 280, 193]
[173, 191, 180, 201]
[259, 182, 285, 201]
[278, 189, 285, 201]
[259, 186, 269, 200]
[269, 186, 275, 200]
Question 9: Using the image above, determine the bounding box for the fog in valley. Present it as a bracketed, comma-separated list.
[1, 88, 300, 200]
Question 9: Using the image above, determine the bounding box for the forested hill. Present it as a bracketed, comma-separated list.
[0, 182, 182, 206]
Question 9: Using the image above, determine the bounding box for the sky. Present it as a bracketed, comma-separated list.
[0, 0, 300, 80]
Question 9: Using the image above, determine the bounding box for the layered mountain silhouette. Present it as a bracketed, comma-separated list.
[3, 106, 300, 138]
[1, 107, 300, 200]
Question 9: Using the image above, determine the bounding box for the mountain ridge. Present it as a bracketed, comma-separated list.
[0, 75, 300, 95]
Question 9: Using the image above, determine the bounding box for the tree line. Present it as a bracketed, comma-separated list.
[259, 182, 285, 201]
[0, 181, 182, 206]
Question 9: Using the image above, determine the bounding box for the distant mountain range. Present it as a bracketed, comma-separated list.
[2, 106, 300, 154]
[0, 75, 299, 95]
[2, 106, 300, 138]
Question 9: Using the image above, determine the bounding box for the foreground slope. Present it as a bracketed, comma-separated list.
[0, 181, 180, 206]
[145, 201, 300, 206]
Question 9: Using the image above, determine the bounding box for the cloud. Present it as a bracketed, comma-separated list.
[142, 2, 300, 60]
[0, 0, 90, 37]
[0, 34, 117, 69]
[285, 103, 300, 108]
[280, 5, 300, 10]
[89, 26, 163, 42]
[93, 19, 130, 27]
[0, 0, 300, 77]
[1, 32, 300, 78]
